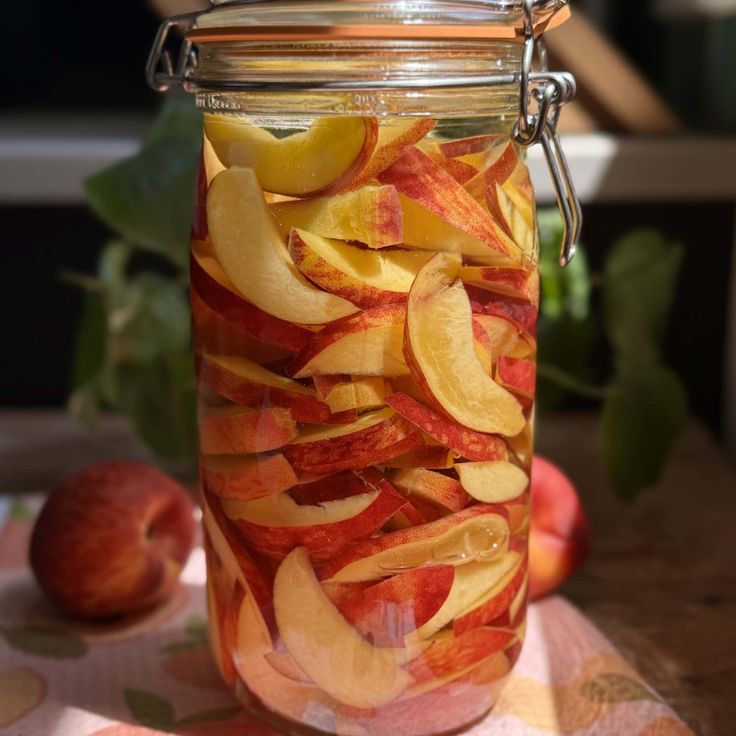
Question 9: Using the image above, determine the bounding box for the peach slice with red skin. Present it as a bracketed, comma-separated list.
[221, 483, 407, 563]
[328, 565, 455, 647]
[385, 392, 509, 462]
[207, 167, 358, 325]
[486, 179, 537, 261]
[388, 500, 428, 530]
[287, 304, 410, 379]
[460, 266, 539, 306]
[283, 408, 423, 477]
[191, 287, 291, 364]
[382, 445, 455, 470]
[355, 118, 437, 186]
[378, 147, 520, 262]
[406, 627, 514, 684]
[456, 461, 529, 505]
[438, 135, 500, 160]
[496, 357, 537, 400]
[313, 375, 390, 413]
[197, 353, 354, 425]
[390, 468, 469, 514]
[199, 404, 297, 455]
[190, 239, 310, 354]
[469, 288, 539, 338]
[453, 550, 527, 635]
[320, 504, 509, 583]
[271, 185, 403, 248]
[403, 253, 526, 437]
[205, 114, 379, 196]
[274, 547, 411, 708]
[472, 314, 535, 363]
[288, 229, 431, 309]
[416, 550, 521, 639]
[289, 471, 375, 505]
[464, 142, 519, 203]
[201, 454, 298, 502]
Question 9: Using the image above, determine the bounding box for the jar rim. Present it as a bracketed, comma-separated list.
[189, 0, 570, 44]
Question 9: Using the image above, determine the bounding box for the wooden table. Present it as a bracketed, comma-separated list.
[1, 409, 734, 736]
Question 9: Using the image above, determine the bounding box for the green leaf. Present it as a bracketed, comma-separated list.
[124, 688, 176, 731]
[175, 706, 243, 729]
[72, 292, 107, 389]
[185, 614, 209, 644]
[8, 500, 34, 522]
[580, 673, 659, 704]
[1, 627, 88, 659]
[601, 365, 688, 500]
[85, 100, 201, 268]
[115, 351, 198, 462]
[603, 230, 684, 369]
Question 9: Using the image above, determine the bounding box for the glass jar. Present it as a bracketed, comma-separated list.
[149, 3, 581, 735]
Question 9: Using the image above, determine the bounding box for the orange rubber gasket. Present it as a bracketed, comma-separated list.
[188, 5, 570, 44]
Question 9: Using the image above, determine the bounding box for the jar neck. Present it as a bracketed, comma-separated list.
[194, 39, 522, 118]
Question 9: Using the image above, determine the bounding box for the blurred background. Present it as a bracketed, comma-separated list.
[1, 0, 735, 465]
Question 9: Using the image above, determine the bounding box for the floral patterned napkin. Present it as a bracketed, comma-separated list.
[0, 496, 693, 736]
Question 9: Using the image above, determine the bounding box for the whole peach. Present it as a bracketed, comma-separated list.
[30, 461, 195, 620]
[529, 456, 591, 600]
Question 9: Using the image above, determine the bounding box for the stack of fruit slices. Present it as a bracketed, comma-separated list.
[194, 113, 539, 736]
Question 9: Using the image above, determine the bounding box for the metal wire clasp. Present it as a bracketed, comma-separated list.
[513, 0, 582, 266]
[146, 13, 199, 92]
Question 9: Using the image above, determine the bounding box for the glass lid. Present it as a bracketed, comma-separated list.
[189, 0, 571, 43]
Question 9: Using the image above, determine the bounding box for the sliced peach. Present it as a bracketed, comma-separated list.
[287, 304, 410, 379]
[460, 266, 538, 305]
[496, 357, 537, 400]
[221, 483, 406, 562]
[283, 408, 423, 476]
[355, 118, 437, 185]
[233, 588, 339, 731]
[453, 550, 527, 635]
[438, 135, 500, 159]
[274, 548, 411, 708]
[406, 627, 514, 684]
[382, 445, 455, 470]
[207, 167, 358, 324]
[289, 471, 374, 505]
[456, 461, 529, 504]
[320, 505, 509, 583]
[190, 239, 311, 353]
[486, 180, 537, 261]
[314, 375, 390, 414]
[469, 290, 539, 338]
[288, 229, 431, 309]
[472, 314, 535, 362]
[197, 353, 352, 425]
[200, 404, 297, 455]
[202, 493, 272, 609]
[263, 651, 312, 683]
[388, 500, 428, 531]
[191, 287, 291, 364]
[329, 565, 455, 647]
[201, 453, 297, 502]
[419, 550, 522, 639]
[205, 114, 378, 196]
[271, 185, 403, 248]
[404, 253, 525, 437]
[385, 392, 509, 462]
[379, 147, 520, 262]
[418, 141, 478, 184]
[390, 468, 469, 514]
[464, 142, 519, 203]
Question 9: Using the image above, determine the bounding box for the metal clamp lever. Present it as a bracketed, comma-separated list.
[146, 13, 198, 93]
[513, 0, 582, 266]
